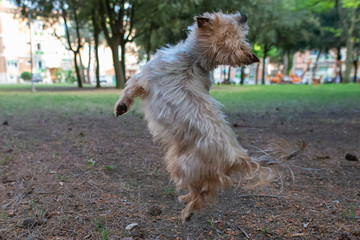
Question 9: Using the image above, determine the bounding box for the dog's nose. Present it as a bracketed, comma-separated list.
[240, 13, 247, 23]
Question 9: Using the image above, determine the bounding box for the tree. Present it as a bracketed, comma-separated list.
[134, 0, 199, 61]
[299, 0, 360, 83]
[58, 0, 85, 87]
[15, 0, 86, 87]
[91, 6, 102, 88]
[338, 0, 360, 83]
[98, 0, 137, 89]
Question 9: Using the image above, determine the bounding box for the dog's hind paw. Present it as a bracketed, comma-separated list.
[181, 210, 194, 223]
[116, 103, 128, 116]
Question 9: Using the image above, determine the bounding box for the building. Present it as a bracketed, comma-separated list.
[0, 1, 73, 84]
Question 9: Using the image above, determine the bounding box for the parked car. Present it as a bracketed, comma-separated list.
[301, 77, 309, 85]
[323, 76, 334, 84]
[32, 74, 42, 83]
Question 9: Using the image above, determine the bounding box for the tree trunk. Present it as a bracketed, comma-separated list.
[287, 53, 293, 75]
[343, 37, 353, 83]
[120, 43, 126, 81]
[227, 66, 231, 82]
[337, 47, 343, 83]
[91, 12, 101, 88]
[255, 63, 259, 85]
[111, 44, 125, 88]
[283, 51, 288, 75]
[94, 30, 100, 88]
[342, 5, 356, 83]
[223, 66, 231, 84]
[146, 22, 154, 62]
[353, 59, 358, 83]
[78, 53, 86, 84]
[312, 50, 322, 80]
[240, 66, 245, 85]
[87, 42, 91, 84]
[262, 45, 268, 85]
[74, 52, 82, 88]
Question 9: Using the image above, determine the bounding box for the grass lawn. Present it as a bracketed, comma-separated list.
[210, 83, 359, 112]
[1, 83, 359, 116]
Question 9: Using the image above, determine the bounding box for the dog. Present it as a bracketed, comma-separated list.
[114, 12, 273, 222]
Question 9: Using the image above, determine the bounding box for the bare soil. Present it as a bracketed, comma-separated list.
[0, 99, 359, 239]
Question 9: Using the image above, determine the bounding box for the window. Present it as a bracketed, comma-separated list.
[37, 43, 41, 51]
[38, 61, 42, 69]
[7, 61, 18, 68]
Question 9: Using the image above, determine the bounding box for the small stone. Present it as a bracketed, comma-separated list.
[352, 229, 360, 236]
[22, 218, 37, 228]
[125, 223, 138, 231]
[148, 205, 162, 216]
[2, 120, 8, 126]
[345, 153, 358, 161]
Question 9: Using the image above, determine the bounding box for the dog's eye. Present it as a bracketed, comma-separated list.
[240, 14, 247, 24]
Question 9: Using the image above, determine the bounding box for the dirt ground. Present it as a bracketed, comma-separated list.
[0, 94, 359, 239]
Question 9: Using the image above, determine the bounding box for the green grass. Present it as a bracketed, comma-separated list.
[0, 88, 119, 117]
[0, 84, 359, 117]
[210, 84, 359, 113]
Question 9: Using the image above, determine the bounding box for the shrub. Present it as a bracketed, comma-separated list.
[63, 70, 76, 83]
[20, 72, 31, 81]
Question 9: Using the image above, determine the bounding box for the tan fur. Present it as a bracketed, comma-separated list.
[114, 12, 268, 222]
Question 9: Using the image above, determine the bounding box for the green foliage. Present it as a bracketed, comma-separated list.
[134, 0, 199, 59]
[63, 70, 76, 83]
[104, 164, 115, 170]
[54, 68, 63, 83]
[20, 72, 31, 81]
[88, 159, 95, 167]
[95, 216, 109, 240]
[164, 187, 175, 195]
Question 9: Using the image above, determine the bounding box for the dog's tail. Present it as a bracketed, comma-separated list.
[234, 139, 307, 188]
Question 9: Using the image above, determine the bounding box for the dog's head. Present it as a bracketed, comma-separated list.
[194, 12, 259, 68]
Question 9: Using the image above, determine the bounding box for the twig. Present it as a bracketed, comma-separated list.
[237, 225, 250, 239]
[2, 192, 25, 209]
[283, 139, 307, 160]
[238, 194, 285, 199]
[290, 164, 325, 171]
[36, 191, 59, 195]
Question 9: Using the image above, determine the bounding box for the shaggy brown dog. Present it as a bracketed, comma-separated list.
[115, 12, 272, 222]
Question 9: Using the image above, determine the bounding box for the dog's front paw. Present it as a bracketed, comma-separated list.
[115, 103, 128, 116]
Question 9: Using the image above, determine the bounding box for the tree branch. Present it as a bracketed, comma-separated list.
[53, 30, 71, 51]
[125, 3, 135, 43]
[61, 8, 75, 53]
[72, 3, 82, 52]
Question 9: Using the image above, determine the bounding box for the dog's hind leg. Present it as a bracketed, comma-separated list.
[180, 179, 219, 223]
[114, 74, 147, 116]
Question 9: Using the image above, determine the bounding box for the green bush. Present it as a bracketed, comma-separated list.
[63, 70, 76, 83]
[54, 68, 63, 83]
[20, 72, 31, 81]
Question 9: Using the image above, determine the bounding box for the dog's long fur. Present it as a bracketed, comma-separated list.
[115, 12, 272, 222]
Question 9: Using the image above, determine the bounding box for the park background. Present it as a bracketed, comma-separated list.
[0, 0, 359, 87]
[0, 0, 359, 239]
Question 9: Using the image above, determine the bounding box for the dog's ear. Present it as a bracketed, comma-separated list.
[196, 17, 211, 28]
